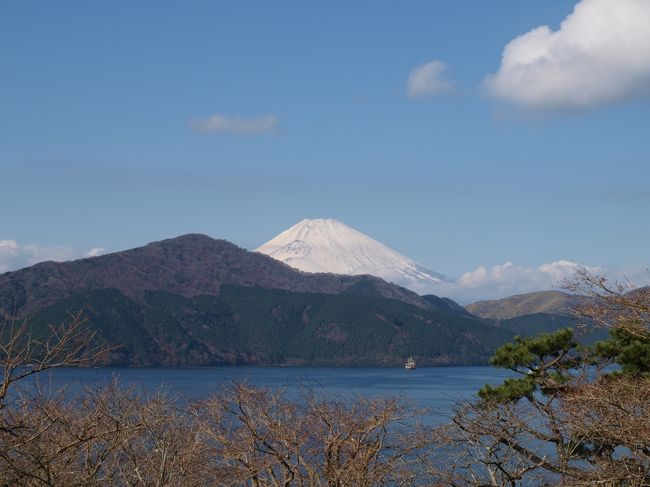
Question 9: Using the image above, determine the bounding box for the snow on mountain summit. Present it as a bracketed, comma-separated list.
[256, 219, 450, 294]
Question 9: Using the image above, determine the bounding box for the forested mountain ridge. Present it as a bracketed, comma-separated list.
[1, 234, 517, 366]
[26, 285, 515, 366]
[0, 234, 429, 318]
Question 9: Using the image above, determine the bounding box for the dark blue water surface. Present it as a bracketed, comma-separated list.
[26, 366, 514, 419]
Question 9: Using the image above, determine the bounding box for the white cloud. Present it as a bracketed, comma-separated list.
[191, 114, 279, 135]
[484, 0, 650, 111]
[407, 60, 454, 98]
[457, 260, 596, 298]
[0, 240, 106, 273]
[425, 260, 592, 303]
[86, 247, 106, 257]
[422, 260, 650, 304]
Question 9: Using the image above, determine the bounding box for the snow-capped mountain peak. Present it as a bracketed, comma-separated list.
[256, 218, 449, 293]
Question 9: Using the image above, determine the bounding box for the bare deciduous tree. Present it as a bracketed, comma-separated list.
[1, 312, 108, 411]
[198, 382, 435, 486]
[2, 268, 647, 486]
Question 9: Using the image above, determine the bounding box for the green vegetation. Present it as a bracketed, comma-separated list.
[27, 285, 514, 366]
[445, 271, 650, 485]
[478, 328, 580, 403]
[2, 270, 648, 485]
[466, 290, 584, 319]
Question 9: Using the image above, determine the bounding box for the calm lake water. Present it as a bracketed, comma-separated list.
[25, 366, 514, 420]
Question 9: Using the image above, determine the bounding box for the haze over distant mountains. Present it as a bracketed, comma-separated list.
[256, 219, 450, 295]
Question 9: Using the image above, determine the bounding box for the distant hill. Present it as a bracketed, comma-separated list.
[466, 290, 585, 319]
[496, 312, 578, 335]
[0, 234, 514, 366]
[466, 291, 612, 344]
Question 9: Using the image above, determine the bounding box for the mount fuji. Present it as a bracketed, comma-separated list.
[256, 219, 450, 294]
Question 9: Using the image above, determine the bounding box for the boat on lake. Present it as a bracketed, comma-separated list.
[405, 356, 416, 370]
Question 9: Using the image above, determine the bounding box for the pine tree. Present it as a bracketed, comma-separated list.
[440, 270, 650, 486]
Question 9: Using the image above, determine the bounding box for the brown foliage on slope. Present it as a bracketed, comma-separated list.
[0, 234, 427, 319]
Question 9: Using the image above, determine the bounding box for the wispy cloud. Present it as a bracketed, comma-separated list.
[191, 114, 279, 135]
[0, 239, 106, 273]
[484, 0, 650, 111]
[407, 60, 454, 98]
[86, 247, 107, 257]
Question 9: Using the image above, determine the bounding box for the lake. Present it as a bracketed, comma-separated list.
[25, 366, 514, 420]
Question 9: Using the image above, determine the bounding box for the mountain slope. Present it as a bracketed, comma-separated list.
[256, 219, 449, 294]
[466, 290, 585, 319]
[27, 285, 515, 366]
[422, 294, 476, 317]
[0, 234, 429, 318]
[0, 234, 519, 366]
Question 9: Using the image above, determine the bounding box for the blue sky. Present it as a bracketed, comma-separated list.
[1, 1, 649, 299]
